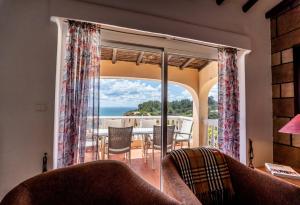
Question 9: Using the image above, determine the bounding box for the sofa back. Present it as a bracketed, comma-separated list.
[1, 161, 180, 205]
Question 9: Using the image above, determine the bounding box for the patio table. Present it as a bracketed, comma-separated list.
[95, 127, 154, 136]
[94, 128, 154, 160]
[94, 127, 178, 160]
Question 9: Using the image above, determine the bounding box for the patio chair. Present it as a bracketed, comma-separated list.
[174, 120, 193, 149]
[140, 119, 157, 160]
[98, 119, 124, 159]
[107, 126, 133, 164]
[151, 125, 175, 169]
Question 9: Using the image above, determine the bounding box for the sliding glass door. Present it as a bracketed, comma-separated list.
[166, 50, 212, 151]
[86, 41, 167, 189]
[89, 42, 208, 188]
[167, 52, 195, 151]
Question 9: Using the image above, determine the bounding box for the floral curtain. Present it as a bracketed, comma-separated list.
[57, 20, 101, 168]
[218, 48, 240, 160]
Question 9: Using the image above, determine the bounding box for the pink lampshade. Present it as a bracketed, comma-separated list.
[279, 114, 300, 134]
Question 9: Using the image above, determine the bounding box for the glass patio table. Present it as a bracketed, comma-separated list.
[96, 127, 154, 136]
[94, 127, 154, 160]
[94, 127, 179, 160]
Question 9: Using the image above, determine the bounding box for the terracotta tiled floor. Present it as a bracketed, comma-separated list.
[86, 148, 161, 189]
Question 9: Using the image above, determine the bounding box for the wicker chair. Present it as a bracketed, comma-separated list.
[151, 125, 175, 169]
[107, 126, 133, 164]
[98, 119, 125, 160]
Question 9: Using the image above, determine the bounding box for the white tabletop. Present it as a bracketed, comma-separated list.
[94, 127, 154, 136]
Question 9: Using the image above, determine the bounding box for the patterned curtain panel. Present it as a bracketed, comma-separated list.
[58, 21, 101, 168]
[218, 48, 240, 160]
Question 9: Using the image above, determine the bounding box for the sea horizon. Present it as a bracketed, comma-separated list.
[99, 106, 137, 116]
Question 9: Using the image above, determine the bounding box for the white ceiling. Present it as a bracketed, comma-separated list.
[75, 0, 282, 34]
[78, 0, 282, 19]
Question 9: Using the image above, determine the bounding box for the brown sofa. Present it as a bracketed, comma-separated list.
[1, 160, 180, 205]
[162, 154, 300, 205]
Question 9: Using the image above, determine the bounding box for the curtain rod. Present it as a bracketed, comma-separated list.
[60, 17, 218, 60]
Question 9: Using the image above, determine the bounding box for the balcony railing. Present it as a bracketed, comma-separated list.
[88, 115, 193, 129]
[86, 115, 192, 140]
[205, 119, 218, 148]
[86, 116, 218, 148]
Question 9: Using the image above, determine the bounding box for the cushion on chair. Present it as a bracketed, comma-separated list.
[175, 133, 190, 141]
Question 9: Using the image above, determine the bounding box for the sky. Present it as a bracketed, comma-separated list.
[210, 84, 218, 100]
[99, 79, 218, 107]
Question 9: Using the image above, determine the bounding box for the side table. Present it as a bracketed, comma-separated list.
[256, 166, 300, 187]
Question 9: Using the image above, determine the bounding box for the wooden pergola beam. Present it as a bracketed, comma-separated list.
[198, 61, 210, 71]
[136, 51, 144, 65]
[112, 48, 117, 64]
[242, 0, 258, 13]
[216, 0, 224, 5]
[180, 58, 195, 69]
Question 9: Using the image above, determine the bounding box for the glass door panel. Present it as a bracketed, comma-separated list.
[167, 53, 198, 150]
[85, 43, 163, 189]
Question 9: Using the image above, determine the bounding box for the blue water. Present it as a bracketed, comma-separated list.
[100, 107, 136, 116]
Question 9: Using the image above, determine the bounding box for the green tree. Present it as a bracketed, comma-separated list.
[124, 99, 193, 117]
[208, 96, 218, 119]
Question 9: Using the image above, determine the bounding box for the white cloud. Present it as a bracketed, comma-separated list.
[99, 79, 193, 107]
[100, 79, 161, 107]
[208, 84, 218, 100]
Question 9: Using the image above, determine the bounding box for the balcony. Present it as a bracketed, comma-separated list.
[85, 115, 194, 153]
[86, 116, 217, 146]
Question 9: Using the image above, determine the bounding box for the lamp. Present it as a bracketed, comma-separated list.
[279, 114, 300, 134]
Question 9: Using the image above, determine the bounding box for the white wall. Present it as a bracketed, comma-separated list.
[0, 0, 280, 199]
[0, 0, 57, 199]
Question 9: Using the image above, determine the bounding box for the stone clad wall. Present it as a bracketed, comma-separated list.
[271, 4, 300, 167]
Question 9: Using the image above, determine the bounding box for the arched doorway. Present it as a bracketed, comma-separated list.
[94, 60, 202, 188]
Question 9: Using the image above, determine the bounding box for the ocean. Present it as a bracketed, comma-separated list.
[100, 107, 136, 116]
